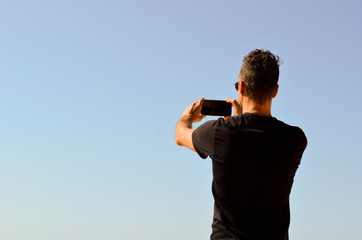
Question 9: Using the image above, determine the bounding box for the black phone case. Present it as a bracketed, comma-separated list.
[201, 100, 232, 116]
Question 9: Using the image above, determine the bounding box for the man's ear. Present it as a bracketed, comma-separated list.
[272, 84, 279, 98]
[239, 81, 246, 95]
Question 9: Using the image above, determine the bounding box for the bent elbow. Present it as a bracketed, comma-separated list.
[175, 134, 183, 146]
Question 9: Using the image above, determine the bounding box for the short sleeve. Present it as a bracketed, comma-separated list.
[192, 120, 217, 159]
[296, 127, 308, 152]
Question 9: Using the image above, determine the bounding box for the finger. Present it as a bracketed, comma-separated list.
[188, 102, 196, 114]
[196, 97, 204, 108]
[225, 98, 237, 105]
[193, 97, 204, 113]
[225, 98, 233, 103]
[225, 98, 238, 108]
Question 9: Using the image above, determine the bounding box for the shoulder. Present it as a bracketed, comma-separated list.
[196, 117, 237, 129]
[275, 119, 308, 148]
[192, 119, 217, 138]
[193, 117, 239, 142]
[294, 126, 308, 148]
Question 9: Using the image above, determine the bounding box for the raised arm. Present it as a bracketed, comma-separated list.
[175, 98, 205, 151]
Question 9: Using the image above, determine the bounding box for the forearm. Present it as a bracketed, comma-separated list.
[175, 98, 205, 151]
[175, 115, 196, 151]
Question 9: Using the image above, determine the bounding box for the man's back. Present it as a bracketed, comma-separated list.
[192, 113, 307, 240]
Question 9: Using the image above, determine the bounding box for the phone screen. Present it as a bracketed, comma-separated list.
[201, 100, 232, 116]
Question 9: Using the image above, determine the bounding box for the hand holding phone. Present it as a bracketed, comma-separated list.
[201, 99, 232, 116]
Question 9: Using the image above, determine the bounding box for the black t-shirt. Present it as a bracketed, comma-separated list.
[192, 113, 307, 240]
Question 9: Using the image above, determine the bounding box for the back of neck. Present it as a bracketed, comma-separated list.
[241, 99, 273, 117]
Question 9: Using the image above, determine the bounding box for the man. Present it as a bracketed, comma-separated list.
[175, 49, 307, 240]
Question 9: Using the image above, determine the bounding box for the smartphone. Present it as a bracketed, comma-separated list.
[201, 100, 232, 116]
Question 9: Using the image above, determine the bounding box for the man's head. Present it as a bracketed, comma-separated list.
[238, 49, 281, 103]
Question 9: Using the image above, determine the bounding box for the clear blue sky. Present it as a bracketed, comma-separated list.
[1, 0, 361, 239]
